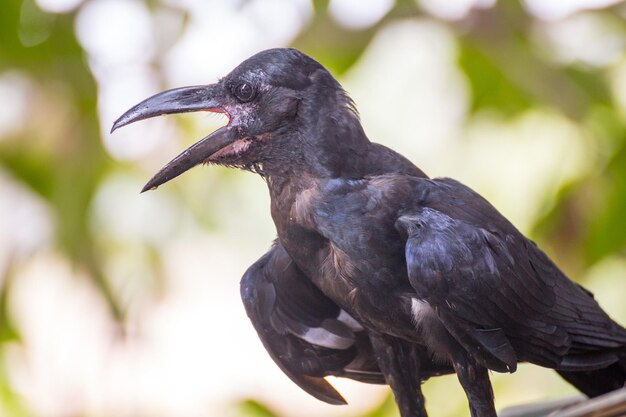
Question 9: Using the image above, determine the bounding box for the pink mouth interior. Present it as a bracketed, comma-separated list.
[203, 107, 259, 161]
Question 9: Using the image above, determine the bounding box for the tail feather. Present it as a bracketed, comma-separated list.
[558, 362, 626, 398]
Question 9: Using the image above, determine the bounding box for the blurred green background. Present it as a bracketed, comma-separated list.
[1, 0, 626, 416]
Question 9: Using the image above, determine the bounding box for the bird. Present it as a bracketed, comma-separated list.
[112, 48, 626, 417]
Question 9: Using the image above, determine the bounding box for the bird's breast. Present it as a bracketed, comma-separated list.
[269, 177, 419, 338]
[277, 227, 417, 338]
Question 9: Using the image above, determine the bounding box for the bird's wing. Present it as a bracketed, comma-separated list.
[398, 177, 626, 373]
[240, 242, 384, 405]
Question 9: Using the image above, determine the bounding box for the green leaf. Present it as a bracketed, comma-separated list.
[458, 40, 534, 116]
[585, 137, 626, 264]
[237, 399, 281, 417]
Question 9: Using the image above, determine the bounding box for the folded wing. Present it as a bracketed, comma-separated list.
[399, 178, 626, 374]
[240, 242, 384, 405]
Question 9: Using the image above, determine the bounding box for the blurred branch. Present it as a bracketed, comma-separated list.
[500, 389, 626, 417]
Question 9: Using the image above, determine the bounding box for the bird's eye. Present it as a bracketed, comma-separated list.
[233, 82, 255, 102]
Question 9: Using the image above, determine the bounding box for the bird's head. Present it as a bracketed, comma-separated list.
[112, 48, 363, 191]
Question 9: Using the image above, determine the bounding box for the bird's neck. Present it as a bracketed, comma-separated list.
[258, 121, 369, 186]
[255, 85, 427, 193]
[259, 96, 371, 171]
[259, 134, 426, 195]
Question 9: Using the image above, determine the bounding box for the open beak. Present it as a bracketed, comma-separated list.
[111, 84, 237, 192]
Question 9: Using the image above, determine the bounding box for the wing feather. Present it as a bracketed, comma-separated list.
[400, 177, 626, 372]
[240, 242, 386, 405]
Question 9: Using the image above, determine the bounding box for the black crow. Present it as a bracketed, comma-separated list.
[112, 48, 626, 417]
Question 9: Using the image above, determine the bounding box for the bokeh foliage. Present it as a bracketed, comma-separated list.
[1, 0, 625, 416]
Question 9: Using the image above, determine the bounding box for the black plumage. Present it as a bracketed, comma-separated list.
[112, 48, 626, 417]
[240, 241, 384, 405]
